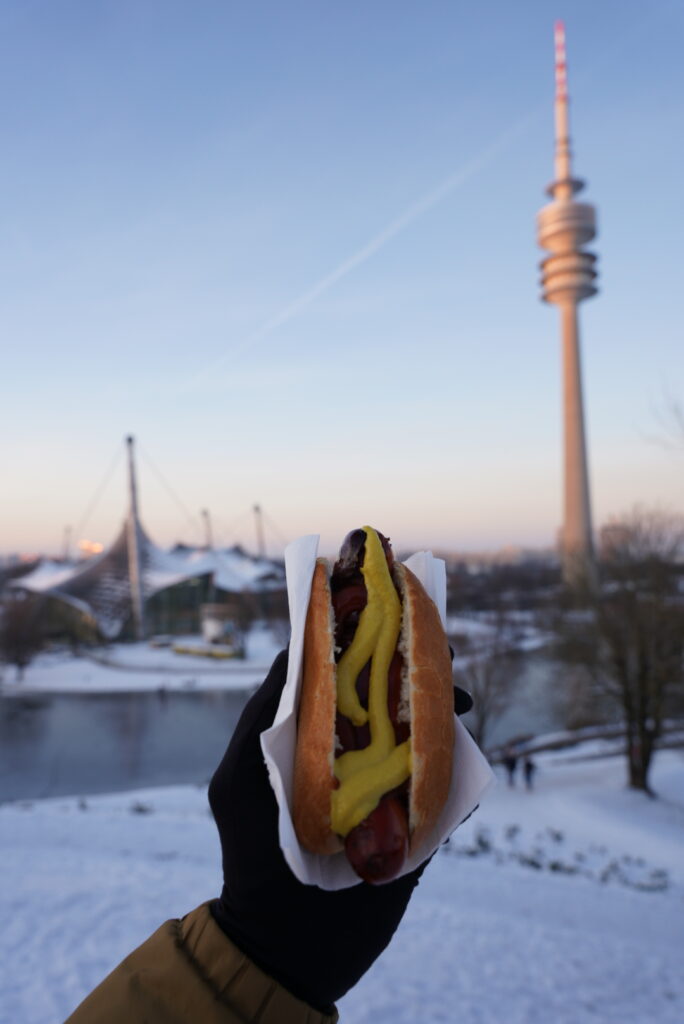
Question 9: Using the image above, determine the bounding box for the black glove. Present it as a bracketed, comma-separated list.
[208, 650, 472, 1013]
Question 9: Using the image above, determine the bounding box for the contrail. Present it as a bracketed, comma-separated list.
[188, 105, 541, 389]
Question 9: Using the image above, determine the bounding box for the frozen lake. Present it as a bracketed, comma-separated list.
[0, 645, 571, 803]
[0, 688, 252, 802]
[481, 650, 569, 747]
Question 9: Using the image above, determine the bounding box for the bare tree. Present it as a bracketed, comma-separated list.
[648, 394, 684, 452]
[667, 398, 684, 445]
[453, 614, 517, 749]
[557, 508, 684, 794]
[0, 595, 44, 681]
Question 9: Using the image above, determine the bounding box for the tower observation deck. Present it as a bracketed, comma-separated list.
[536, 22, 598, 589]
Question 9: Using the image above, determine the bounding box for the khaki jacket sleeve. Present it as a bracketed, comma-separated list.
[65, 902, 338, 1024]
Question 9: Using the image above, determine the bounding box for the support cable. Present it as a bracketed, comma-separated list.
[72, 445, 124, 544]
[137, 445, 204, 543]
[261, 509, 289, 553]
[211, 508, 254, 551]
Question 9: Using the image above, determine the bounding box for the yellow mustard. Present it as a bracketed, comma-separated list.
[330, 526, 412, 837]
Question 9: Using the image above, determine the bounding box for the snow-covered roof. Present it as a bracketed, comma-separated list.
[156, 544, 284, 594]
[8, 559, 81, 594]
[11, 523, 285, 638]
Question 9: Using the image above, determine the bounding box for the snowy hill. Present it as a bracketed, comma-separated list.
[1, 749, 682, 1023]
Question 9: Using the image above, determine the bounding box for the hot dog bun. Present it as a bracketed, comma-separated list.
[293, 559, 342, 855]
[292, 555, 454, 861]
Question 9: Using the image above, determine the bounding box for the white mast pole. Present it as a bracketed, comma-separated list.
[253, 504, 266, 559]
[126, 435, 146, 640]
[201, 508, 214, 550]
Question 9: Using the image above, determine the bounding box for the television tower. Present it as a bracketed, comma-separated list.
[536, 22, 598, 589]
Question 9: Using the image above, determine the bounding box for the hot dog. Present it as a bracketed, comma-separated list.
[293, 526, 454, 884]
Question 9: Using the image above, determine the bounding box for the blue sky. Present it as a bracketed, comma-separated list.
[2, 0, 682, 559]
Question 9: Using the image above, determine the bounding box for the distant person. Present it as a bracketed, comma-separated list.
[503, 748, 517, 787]
[523, 755, 536, 791]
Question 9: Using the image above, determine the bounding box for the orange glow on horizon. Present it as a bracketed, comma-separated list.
[78, 539, 104, 556]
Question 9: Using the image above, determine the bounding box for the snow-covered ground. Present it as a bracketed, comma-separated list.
[0, 615, 546, 699]
[447, 610, 548, 657]
[2, 748, 682, 1024]
[0, 624, 283, 695]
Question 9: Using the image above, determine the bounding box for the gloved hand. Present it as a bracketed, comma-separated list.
[208, 650, 472, 1014]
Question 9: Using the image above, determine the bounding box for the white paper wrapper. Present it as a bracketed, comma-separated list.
[260, 534, 495, 889]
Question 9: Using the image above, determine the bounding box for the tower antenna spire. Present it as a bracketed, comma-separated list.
[536, 24, 599, 591]
[554, 20, 572, 186]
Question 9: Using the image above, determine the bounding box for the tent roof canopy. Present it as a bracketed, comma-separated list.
[12, 521, 286, 638]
